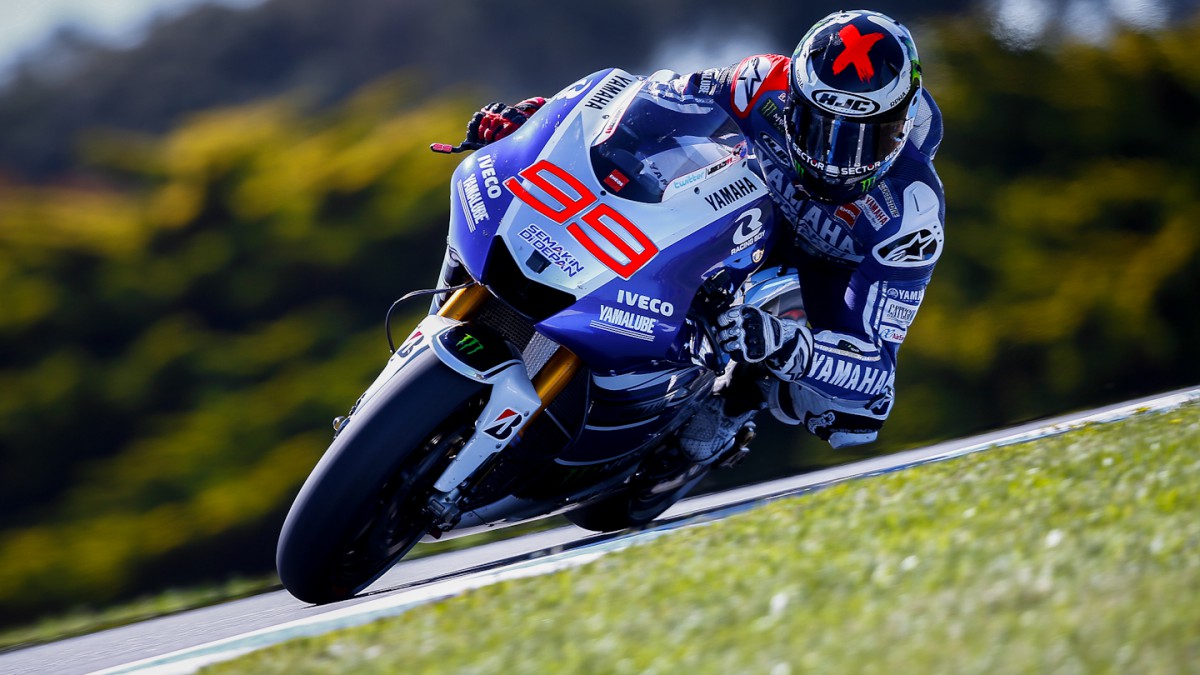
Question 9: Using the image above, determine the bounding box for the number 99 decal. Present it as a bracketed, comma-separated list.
[504, 160, 658, 279]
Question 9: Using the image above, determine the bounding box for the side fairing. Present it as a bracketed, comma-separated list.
[536, 194, 774, 370]
[449, 69, 635, 282]
[447, 69, 777, 372]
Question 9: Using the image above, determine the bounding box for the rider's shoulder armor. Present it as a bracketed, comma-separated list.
[725, 54, 791, 120]
[684, 54, 790, 117]
[860, 92, 946, 273]
[674, 60, 946, 269]
[786, 144, 945, 270]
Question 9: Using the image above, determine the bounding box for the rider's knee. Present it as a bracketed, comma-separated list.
[765, 379, 893, 448]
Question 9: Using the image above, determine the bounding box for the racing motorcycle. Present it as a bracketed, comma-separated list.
[277, 69, 792, 604]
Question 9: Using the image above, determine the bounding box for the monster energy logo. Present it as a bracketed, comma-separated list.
[456, 334, 484, 355]
[758, 98, 787, 135]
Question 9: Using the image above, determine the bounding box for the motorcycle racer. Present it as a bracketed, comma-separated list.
[452, 10, 945, 463]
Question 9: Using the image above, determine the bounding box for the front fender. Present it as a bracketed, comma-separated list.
[382, 316, 543, 494]
[359, 315, 524, 410]
[431, 322, 525, 382]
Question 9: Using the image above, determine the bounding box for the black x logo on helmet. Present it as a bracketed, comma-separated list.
[786, 10, 922, 203]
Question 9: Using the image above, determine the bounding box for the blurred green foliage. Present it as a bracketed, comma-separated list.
[1, 18, 1198, 625]
[0, 0, 973, 177]
[0, 81, 468, 622]
[893, 19, 1200, 441]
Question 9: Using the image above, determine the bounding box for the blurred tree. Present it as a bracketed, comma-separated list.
[891, 18, 1200, 439]
[0, 0, 978, 178]
[0, 80, 468, 621]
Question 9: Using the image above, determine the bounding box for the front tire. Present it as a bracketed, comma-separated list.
[277, 348, 486, 604]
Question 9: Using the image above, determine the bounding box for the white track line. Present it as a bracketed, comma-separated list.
[94, 552, 615, 675]
[94, 386, 1200, 674]
[669, 385, 1200, 521]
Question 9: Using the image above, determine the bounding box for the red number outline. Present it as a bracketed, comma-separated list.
[569, 205, 657, 279]
[503, 160, 595, 222]
[504, 160, 658, 279]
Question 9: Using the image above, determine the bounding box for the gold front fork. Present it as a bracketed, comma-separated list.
[435, 283, 582, 430]
[532, 348, 582, 406]
[436, 284, 491, 320]
[522, 347, 582, 433]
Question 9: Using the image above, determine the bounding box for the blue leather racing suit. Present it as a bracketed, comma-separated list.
[439, 56, 946, 448]
[674, 54, 946, 447]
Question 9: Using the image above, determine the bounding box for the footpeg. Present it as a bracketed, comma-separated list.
[426, 491, 463, 531]
[716, 423, 756, 469]
[648, 462, 706, 495]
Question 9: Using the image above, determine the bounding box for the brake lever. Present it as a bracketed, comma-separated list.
[430, 140, 485, 154]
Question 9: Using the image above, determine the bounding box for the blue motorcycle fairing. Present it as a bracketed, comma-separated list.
[552, 362, 712, 465]
[448, 68, 628, 282]
[446, 68, 778, 369]
[535, 201, 776, 370]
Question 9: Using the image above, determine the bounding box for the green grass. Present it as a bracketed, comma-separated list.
[206, 401, 1200, 674]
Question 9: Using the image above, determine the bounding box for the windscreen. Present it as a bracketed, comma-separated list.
[590, 83, 745, 204]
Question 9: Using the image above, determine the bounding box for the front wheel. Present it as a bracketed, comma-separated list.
[277, 348, 487, 604]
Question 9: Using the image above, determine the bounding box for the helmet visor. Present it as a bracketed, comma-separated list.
[788, 101, 908, 189]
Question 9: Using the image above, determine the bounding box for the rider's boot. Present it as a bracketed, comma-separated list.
[678, 395, 758, 469]
[677, 362, 765, 470]
[631, 363, 763, 501]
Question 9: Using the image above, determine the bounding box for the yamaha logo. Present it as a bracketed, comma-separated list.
[812, 90, 880, 117]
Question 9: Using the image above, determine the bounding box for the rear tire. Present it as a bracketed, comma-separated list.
[277, 349, 486, 604]
[566, 457, 708, 533]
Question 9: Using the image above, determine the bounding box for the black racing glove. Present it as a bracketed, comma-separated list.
[465, 97, 546, 146]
